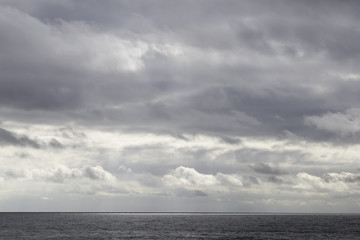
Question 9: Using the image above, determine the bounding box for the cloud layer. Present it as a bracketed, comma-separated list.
[1, 0, 360, 212]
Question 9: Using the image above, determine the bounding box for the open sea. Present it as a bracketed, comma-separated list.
[1, 213, 360, 239]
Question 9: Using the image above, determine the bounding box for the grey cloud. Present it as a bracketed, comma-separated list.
[0, 7, 82, 110]
[82, 166, 116, 182]
[0, 127, 66, 150]
[136, 173, 163, 188]
[115, 142, 311, 179]
[0, 6, 155, 111]
[243, 176, 261, 186]
[4, 169, 25, 179]
[59, 126, 86, 139]
[295, 171, 360, 194]
[219, 136, 242, 145]
[174, 188, 208, 198]
[118, 143, 223, 177]
[235, 148, 306, 166]
[48, 138, 63, 149]
[1, 0, 360, 145]
[73, 80, 358, 143]
[323, 172, 360, 183]
[251, 163, 288, 176]
[15, 151, 30, 159]
[305, 108, 360, 136]
[267, 176, 284, 184]
[0, 127, 40, 148]
[120, 144, 173, 176]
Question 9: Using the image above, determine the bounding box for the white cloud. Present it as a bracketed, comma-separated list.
[294, 172, 358, 193]
[2, 165, 116, 183]
[162, 166, 245, 191]
[163, 166, 219, 186]
[216, 173, 244, 187]
[82, 165, 117, 182]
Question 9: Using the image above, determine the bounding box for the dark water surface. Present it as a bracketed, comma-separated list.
[1, 213, 360, 239]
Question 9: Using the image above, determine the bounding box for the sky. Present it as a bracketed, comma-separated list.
[1, 0, 360, 213]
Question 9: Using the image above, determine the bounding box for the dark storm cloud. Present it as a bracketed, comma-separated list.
[1, 0, 360, 144]
[0, 128, 40, 148]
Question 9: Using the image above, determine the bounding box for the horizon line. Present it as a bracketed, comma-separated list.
[1, 211, 359, 215]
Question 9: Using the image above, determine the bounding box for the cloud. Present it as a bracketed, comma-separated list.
[163, 166, 219, 187]
[0, 5, 157, 111]
[267, 176, 284, 184]
[174, 188, 208, 197]
[0, 0, 359, 144]
[0, 5, 147, 73]
[294, 172, 360, 193]
[251, 163, 288, 175]
[3, 165, 116, 183]
[305, 108, 360, 137]
[162, 166, 255, 191]
[48, 138, 64, 149]
[0, 127, 40, 148]
[82, 166, 117, 182]
[323, 172, 360, 183]
[219, 136, 242, 145]
[2, 0, 360, 212]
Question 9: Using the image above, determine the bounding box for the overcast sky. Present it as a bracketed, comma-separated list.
[1, 0, 360, 212]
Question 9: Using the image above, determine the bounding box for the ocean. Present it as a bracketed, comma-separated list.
[1, 213, 360, 239]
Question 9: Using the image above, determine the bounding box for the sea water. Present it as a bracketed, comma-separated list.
[1, 213, 360, 239]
